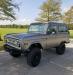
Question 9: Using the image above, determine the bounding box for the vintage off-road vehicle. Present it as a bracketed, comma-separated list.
[4, 22, 70, 67]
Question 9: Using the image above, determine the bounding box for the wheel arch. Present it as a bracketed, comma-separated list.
[29, 43, 43, 50]
[60, 41, 66, 44]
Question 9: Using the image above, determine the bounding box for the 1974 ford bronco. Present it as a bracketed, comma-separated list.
[4, 22, 70, 67]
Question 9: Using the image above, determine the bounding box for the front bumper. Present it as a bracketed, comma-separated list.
[4, 44, 29, 53]
[4, 44, 21, 52]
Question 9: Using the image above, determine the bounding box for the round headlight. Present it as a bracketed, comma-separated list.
[17, 42, 21, 47]
[16, 40, 21, 47]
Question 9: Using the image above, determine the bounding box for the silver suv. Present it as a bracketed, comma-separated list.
[4, 22, 70, 67]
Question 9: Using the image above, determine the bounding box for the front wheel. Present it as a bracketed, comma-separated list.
[56, 43, 66, 55]
[27, 48, 41, 67]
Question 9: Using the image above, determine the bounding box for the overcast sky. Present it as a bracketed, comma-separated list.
[0, 0, 73, 25]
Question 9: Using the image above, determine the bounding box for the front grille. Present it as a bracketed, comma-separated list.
[6, 38, 15, 43]
[5, 38, 21, 48]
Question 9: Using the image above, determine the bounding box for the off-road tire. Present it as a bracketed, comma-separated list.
[27, 48, 41, 67]
[56, 43, 66, 55]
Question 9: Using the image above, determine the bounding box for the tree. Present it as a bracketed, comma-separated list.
[63, 6, 73, 30]
[63, 6, 73, 24]
[0, 0, 18, 20]
[36, 0, 61, 22]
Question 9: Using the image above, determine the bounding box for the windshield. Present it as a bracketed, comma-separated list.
[28, 24, 48, 33]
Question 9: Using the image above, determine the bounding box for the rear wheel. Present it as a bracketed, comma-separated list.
[9, 50, 21, 57]
[56, 43, 66, 55]
[27, 48, 41, 67]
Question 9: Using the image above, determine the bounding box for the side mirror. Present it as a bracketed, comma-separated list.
[47, 29, 52, 34]
[52, 31, 56, 35]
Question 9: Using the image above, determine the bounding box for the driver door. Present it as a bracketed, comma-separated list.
[46, 23, 58, 48]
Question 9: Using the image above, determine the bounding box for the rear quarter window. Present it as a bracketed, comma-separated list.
[58, 24, 68, 32]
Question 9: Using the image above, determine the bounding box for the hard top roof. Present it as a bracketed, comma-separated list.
[30, 21, 65, 25]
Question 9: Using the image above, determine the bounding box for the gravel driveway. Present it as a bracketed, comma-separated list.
[0, 41, 73, 75]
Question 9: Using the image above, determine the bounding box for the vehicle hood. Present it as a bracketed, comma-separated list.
[5, 33, 43, 39]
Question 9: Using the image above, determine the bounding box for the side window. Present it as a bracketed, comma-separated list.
[59, 25, 68, 32]
[47, 23, 58, 34]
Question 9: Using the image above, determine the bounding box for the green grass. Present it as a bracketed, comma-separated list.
[69, 30, 73, 38]
[0, 28, 27, 40]
[0, 41, 4, 50]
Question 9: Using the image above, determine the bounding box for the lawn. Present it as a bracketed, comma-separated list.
[0, 28, 73, 51]
[69, 30, 73, 38]
[0, 28, 28, 40]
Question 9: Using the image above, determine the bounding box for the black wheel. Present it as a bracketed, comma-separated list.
[56, 43, 66, 55]
[27, 48, 41, 67]
[9, 50, 21, 57]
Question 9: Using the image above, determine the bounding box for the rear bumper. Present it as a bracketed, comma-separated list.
[66, 40, 70, 43]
